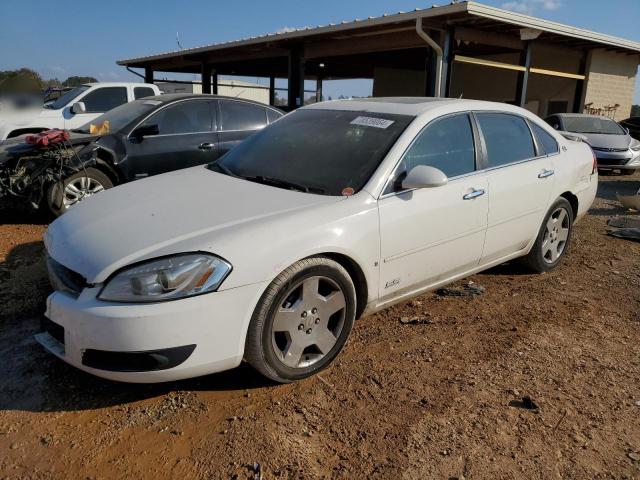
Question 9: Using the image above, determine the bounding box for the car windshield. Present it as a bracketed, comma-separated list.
[74, 99, 161, 134]
[562, 116, 625, 135]
[209, 109, 414, 196]
[43, 85, 89, 110]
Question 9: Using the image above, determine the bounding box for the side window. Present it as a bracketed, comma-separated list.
[219, 100, 267, 131]
[386, 114, 476, 194]
[476, 113, 536, 168]
[81, 87, 128, 113]
[266, 108, 282, 124]
[530, 122, 559, 155]
[143, 100, 212, 135]
[134, 87, 156, 100]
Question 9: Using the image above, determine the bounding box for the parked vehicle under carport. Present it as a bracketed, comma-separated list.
[0, 94, 283, 215]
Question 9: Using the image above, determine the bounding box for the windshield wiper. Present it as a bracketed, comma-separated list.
[243, 175, 324, 194]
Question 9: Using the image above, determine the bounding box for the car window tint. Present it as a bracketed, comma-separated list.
[219, 100, 267, 131]
[82, 87, 128, 113]
[401, 114, 476, 180]
[545, 116, 561, 130]
[530, 122, 559, 155]
[266, 108, 282, 124]
[144, 100, 212, 135]
[134, 87, 155, 100]
[476, 113, 535, 167]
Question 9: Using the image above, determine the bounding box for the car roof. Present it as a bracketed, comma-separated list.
[303, 97, 532, 117]
[140, 93, 282, 110]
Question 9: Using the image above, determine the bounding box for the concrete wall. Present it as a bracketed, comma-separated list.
[156, 79, 270, 105]
[372, 67, 427, 97]
[583, 49, 640, 120]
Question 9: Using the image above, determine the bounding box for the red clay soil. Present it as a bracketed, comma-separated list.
[0, 174, 638, 479]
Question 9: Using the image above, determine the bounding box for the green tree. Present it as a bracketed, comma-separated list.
[631, 105, 640, 117]
[0, 68, 44, 94]
[62, 76, 98, 87]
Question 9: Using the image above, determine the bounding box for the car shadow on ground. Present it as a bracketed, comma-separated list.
[0, 241, 273, 414]
[0, 198, 51, 225]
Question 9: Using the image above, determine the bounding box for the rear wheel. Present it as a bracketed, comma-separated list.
[245, 257, 356, 383]
[521, 197, 573, 273]
[46, 167, 113, 217]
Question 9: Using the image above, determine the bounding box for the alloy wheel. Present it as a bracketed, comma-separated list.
[271, 275, 347, 368]
[541, 207, 570, 264]
[63, 176, 105, 208]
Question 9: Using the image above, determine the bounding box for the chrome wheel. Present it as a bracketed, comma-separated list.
[271, 275, 347, 368]
[62, 176, 105, 208]
[541, 207, 570, 264]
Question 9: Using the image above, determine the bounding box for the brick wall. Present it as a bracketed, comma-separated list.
[583, 49, 640, 120]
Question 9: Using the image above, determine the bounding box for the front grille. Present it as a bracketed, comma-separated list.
[46, 256, 86, 296]
[41, 316, 65, 345]
[592, 146, 628, 153]
[596, 157, 630, 166]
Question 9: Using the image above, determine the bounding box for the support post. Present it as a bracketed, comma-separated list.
[212, 70, 218, 95]
[269, 76, 275, 106]
[441, 28, 455, 98]
[572, 51, 588, 113]
[316, 77, 323, 103]
[144, 67, 154, 84]
[288, 47, 304, 110]
[201, 63, 212, 94]
[516, 41, 532, 107]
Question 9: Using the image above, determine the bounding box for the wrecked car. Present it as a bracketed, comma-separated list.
[0, 94, 283, 215]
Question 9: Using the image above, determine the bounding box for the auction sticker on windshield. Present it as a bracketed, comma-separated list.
[350, 116, 395, 129]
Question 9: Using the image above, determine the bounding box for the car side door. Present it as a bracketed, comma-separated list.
[475, 112, 556, 264]
[124, 99, 218, 179]
[63, 86, 129, 129]
[377, 113, 489, 299]
[216, 99, 269, 156]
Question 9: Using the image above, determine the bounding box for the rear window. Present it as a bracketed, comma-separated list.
[219, 100, 267, 131]
[134, 87, 156, 100]
[476, 113, 535, 167]
[530, 122, 559, 156]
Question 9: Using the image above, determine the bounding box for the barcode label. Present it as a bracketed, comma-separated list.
[350, 116, 395, 129]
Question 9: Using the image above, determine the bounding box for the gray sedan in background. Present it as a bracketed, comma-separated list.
[545, 113, 640, 175]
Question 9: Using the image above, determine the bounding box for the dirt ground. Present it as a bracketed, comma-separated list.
[0, 174, 638, 480]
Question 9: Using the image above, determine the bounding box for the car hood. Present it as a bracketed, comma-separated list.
[45, 166, 340, 283]
[0, 131, 98, 165]
[0, 108, 59, 127]
[572, 132, 632, 150]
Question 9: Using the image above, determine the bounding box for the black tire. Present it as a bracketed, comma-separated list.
[46, 167, 113, 217]
[245, 256, 357, 383]
[521, 197, 574, 273]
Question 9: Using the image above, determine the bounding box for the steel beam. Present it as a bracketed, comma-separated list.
[515, 41, 532, 107]
[144, 67, 154, 84]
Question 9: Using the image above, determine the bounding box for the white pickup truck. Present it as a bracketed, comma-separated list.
[0, 82, 161, 140]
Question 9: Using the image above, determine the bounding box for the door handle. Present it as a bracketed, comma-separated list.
[463, 188, 486, 200]
[538, 169, 555, 179]
[198, 142, 215, 150]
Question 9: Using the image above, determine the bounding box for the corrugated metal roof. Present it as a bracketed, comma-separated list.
[117, 1, 640, 66]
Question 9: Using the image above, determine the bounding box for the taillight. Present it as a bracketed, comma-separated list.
[590, 147, 597, 174]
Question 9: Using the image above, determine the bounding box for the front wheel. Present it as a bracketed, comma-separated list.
[244, 257, 356, 383]
[46, 167, 113, 217]
[521, 197, 573, 273]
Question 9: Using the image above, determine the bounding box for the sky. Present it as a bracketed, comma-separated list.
[0, 0, 639, 103]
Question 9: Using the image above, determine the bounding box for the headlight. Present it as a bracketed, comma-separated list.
[631, 143, 640, 152]
[98, 253, 231, 302]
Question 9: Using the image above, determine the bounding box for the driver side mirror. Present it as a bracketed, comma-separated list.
[401, 165, 448, 190]
[131, 124, 159, 140]
[71, 102, 86, 114]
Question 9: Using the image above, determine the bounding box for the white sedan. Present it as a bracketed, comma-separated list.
[39, 98, 598, 383]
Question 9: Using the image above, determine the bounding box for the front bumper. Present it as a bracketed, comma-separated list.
[595, 149, 640, 170]
[37, 281, 268, 383]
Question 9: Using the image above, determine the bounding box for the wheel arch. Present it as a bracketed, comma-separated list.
[312, 252, 369, 320]
[93, 148, 122, 185]
[560, 191, 579, 219]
